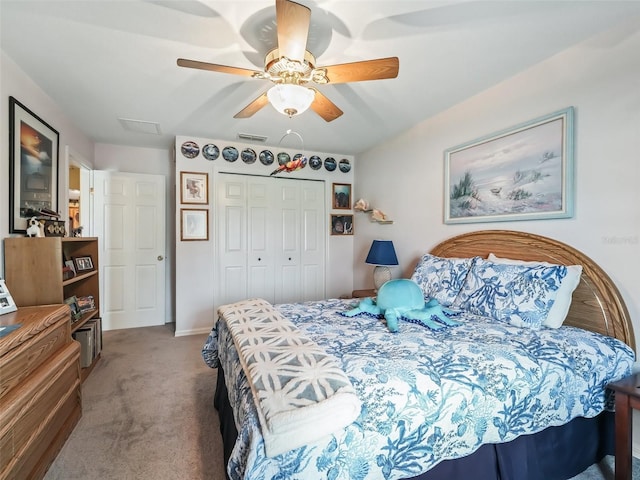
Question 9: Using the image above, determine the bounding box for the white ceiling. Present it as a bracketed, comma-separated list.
[2, 1, 640, 155]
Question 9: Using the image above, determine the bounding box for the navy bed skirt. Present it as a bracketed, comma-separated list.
[214, 367, 614, 480]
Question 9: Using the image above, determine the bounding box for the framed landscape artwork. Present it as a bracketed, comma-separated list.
[444, 107, 574, 224]
[9, 96, 59, 233]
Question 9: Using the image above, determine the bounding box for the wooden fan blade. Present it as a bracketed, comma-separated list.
[177, 58, 261, 77]
[234, 92, 270, 119]
[310, 89, 343, 122]
[276, 0, 311, 63]
[323, 57, 399, 84]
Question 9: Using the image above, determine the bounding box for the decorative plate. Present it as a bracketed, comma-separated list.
[309, 155, 322, 170]
[259, 150, 274, 166]
[339, 158, 351, 173]
[277, 152, 290, 165]
[181, 141, 199, 159]
[324, 157, 337, 172]
[222, 146, 239, 162]
[202, 144, 219, 161]
[241, 148, 257, 164]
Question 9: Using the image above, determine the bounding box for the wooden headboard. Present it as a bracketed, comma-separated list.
[430, 230, 635, 351]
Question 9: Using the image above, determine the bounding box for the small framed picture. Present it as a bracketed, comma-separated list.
[180, 171, 208, 205]
[332, 183, 351, 210]
[330, 214, 354, 235]
[181, 209, 209, 241]
[0, 279, 18, 315]
[65, 259, 76, 275]
[65, 295, 82, 322]
[74, 255, 94, 272]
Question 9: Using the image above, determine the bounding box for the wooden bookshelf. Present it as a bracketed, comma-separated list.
[3, 237, 102, 379]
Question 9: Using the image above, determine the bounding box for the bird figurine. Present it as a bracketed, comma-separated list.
[270, 155, 308, 176]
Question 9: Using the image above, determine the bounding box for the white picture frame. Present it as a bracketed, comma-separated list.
[0, 279, 18, 315]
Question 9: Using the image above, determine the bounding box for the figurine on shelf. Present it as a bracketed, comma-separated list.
[354, 198, 371, 212]
[26, 217, 43, 237]
[354, 199, 394, 224]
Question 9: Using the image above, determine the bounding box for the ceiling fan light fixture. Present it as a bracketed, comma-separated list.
[267, 84, 315, 117]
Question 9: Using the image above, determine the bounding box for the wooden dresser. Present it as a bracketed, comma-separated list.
[0, 305, 81, 480]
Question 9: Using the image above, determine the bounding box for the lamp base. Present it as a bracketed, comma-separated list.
[373, 265, 392, 291]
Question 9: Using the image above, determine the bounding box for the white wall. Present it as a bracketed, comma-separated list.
[174, 136, 355, 336]
[93, 143, 174, 324]
[0, 51, 95, 276]
[355, 18, 640, 451]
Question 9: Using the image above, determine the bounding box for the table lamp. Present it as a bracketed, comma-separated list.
[365, 240, 399, 290]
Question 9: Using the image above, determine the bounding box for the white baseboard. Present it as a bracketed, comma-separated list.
[174, 326, 212, 337]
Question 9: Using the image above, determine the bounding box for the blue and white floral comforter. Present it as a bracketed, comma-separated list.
[202, 298, 634, 480]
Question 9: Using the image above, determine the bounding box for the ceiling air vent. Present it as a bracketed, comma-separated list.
[118, 118, 162, 135]
[237, 133, 268, 143]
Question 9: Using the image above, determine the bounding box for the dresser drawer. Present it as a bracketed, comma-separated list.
[0, 341, 81, 478]
[0, 317, 70, 401]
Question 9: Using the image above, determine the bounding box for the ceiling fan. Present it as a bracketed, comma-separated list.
[177, 0, 399, 122]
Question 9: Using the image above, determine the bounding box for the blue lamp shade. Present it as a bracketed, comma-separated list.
[365, 240, 399, 290]
[365, 240, 398, 266]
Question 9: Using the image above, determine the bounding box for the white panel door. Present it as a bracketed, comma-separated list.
[247, 179, 275, 301]
[216, 176, 248, 311]
[300, 181, 326, 300]
[274, 181, 301, 304]
[93, 171, 166, 330]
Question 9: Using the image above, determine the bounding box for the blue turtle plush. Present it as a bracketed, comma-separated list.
[344, 279, 460, 333]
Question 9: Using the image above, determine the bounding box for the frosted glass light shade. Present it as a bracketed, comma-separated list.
[267, 84, 315, 117]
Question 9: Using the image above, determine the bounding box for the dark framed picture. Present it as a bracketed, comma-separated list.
[74, 255, 94, 272]
[9, 96, 60, 233]
[332, 183, 351, 210]
[444, 107, 574, 224]
[180, 171, 208, 205]
[181, 209, 209, 241]
[330, 214, 354, 236]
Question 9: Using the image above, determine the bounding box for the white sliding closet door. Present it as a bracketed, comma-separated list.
[215, 173, 325, 311]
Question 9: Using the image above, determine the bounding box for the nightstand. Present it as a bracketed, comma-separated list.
[608, 373, 640, 480]
[351, 289, 376, 298]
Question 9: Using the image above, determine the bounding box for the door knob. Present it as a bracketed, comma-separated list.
[157, 255, 164, 261]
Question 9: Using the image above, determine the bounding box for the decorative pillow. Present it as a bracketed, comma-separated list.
[410, 254, 478, 307]
[487, 253, 582, 328]
[452, 258, 569, 329]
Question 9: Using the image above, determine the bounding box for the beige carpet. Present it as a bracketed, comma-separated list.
[44, 324, 226, 480]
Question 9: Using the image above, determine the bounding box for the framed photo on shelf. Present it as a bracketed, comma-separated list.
[332, 183, 352, 210]
[9, 96, 60, 234]
[444, 107, 574, 224]
[180, 171, 208, 205]
[64, 295, 82, 322]
[180, 209, 209, 241]
[74, 255, 94, 272]
[330, 214, 354, 236]
[0, 279, 18, 316]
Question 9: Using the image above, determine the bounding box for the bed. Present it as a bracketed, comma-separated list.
[203, 230, 636, 480]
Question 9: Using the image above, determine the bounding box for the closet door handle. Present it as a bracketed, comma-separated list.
[258, 257, 261, 261]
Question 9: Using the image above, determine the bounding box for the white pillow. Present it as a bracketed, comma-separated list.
[487, 253, 582, 328]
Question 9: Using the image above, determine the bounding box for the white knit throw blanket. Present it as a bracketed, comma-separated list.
[218, 298, 362, 457]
